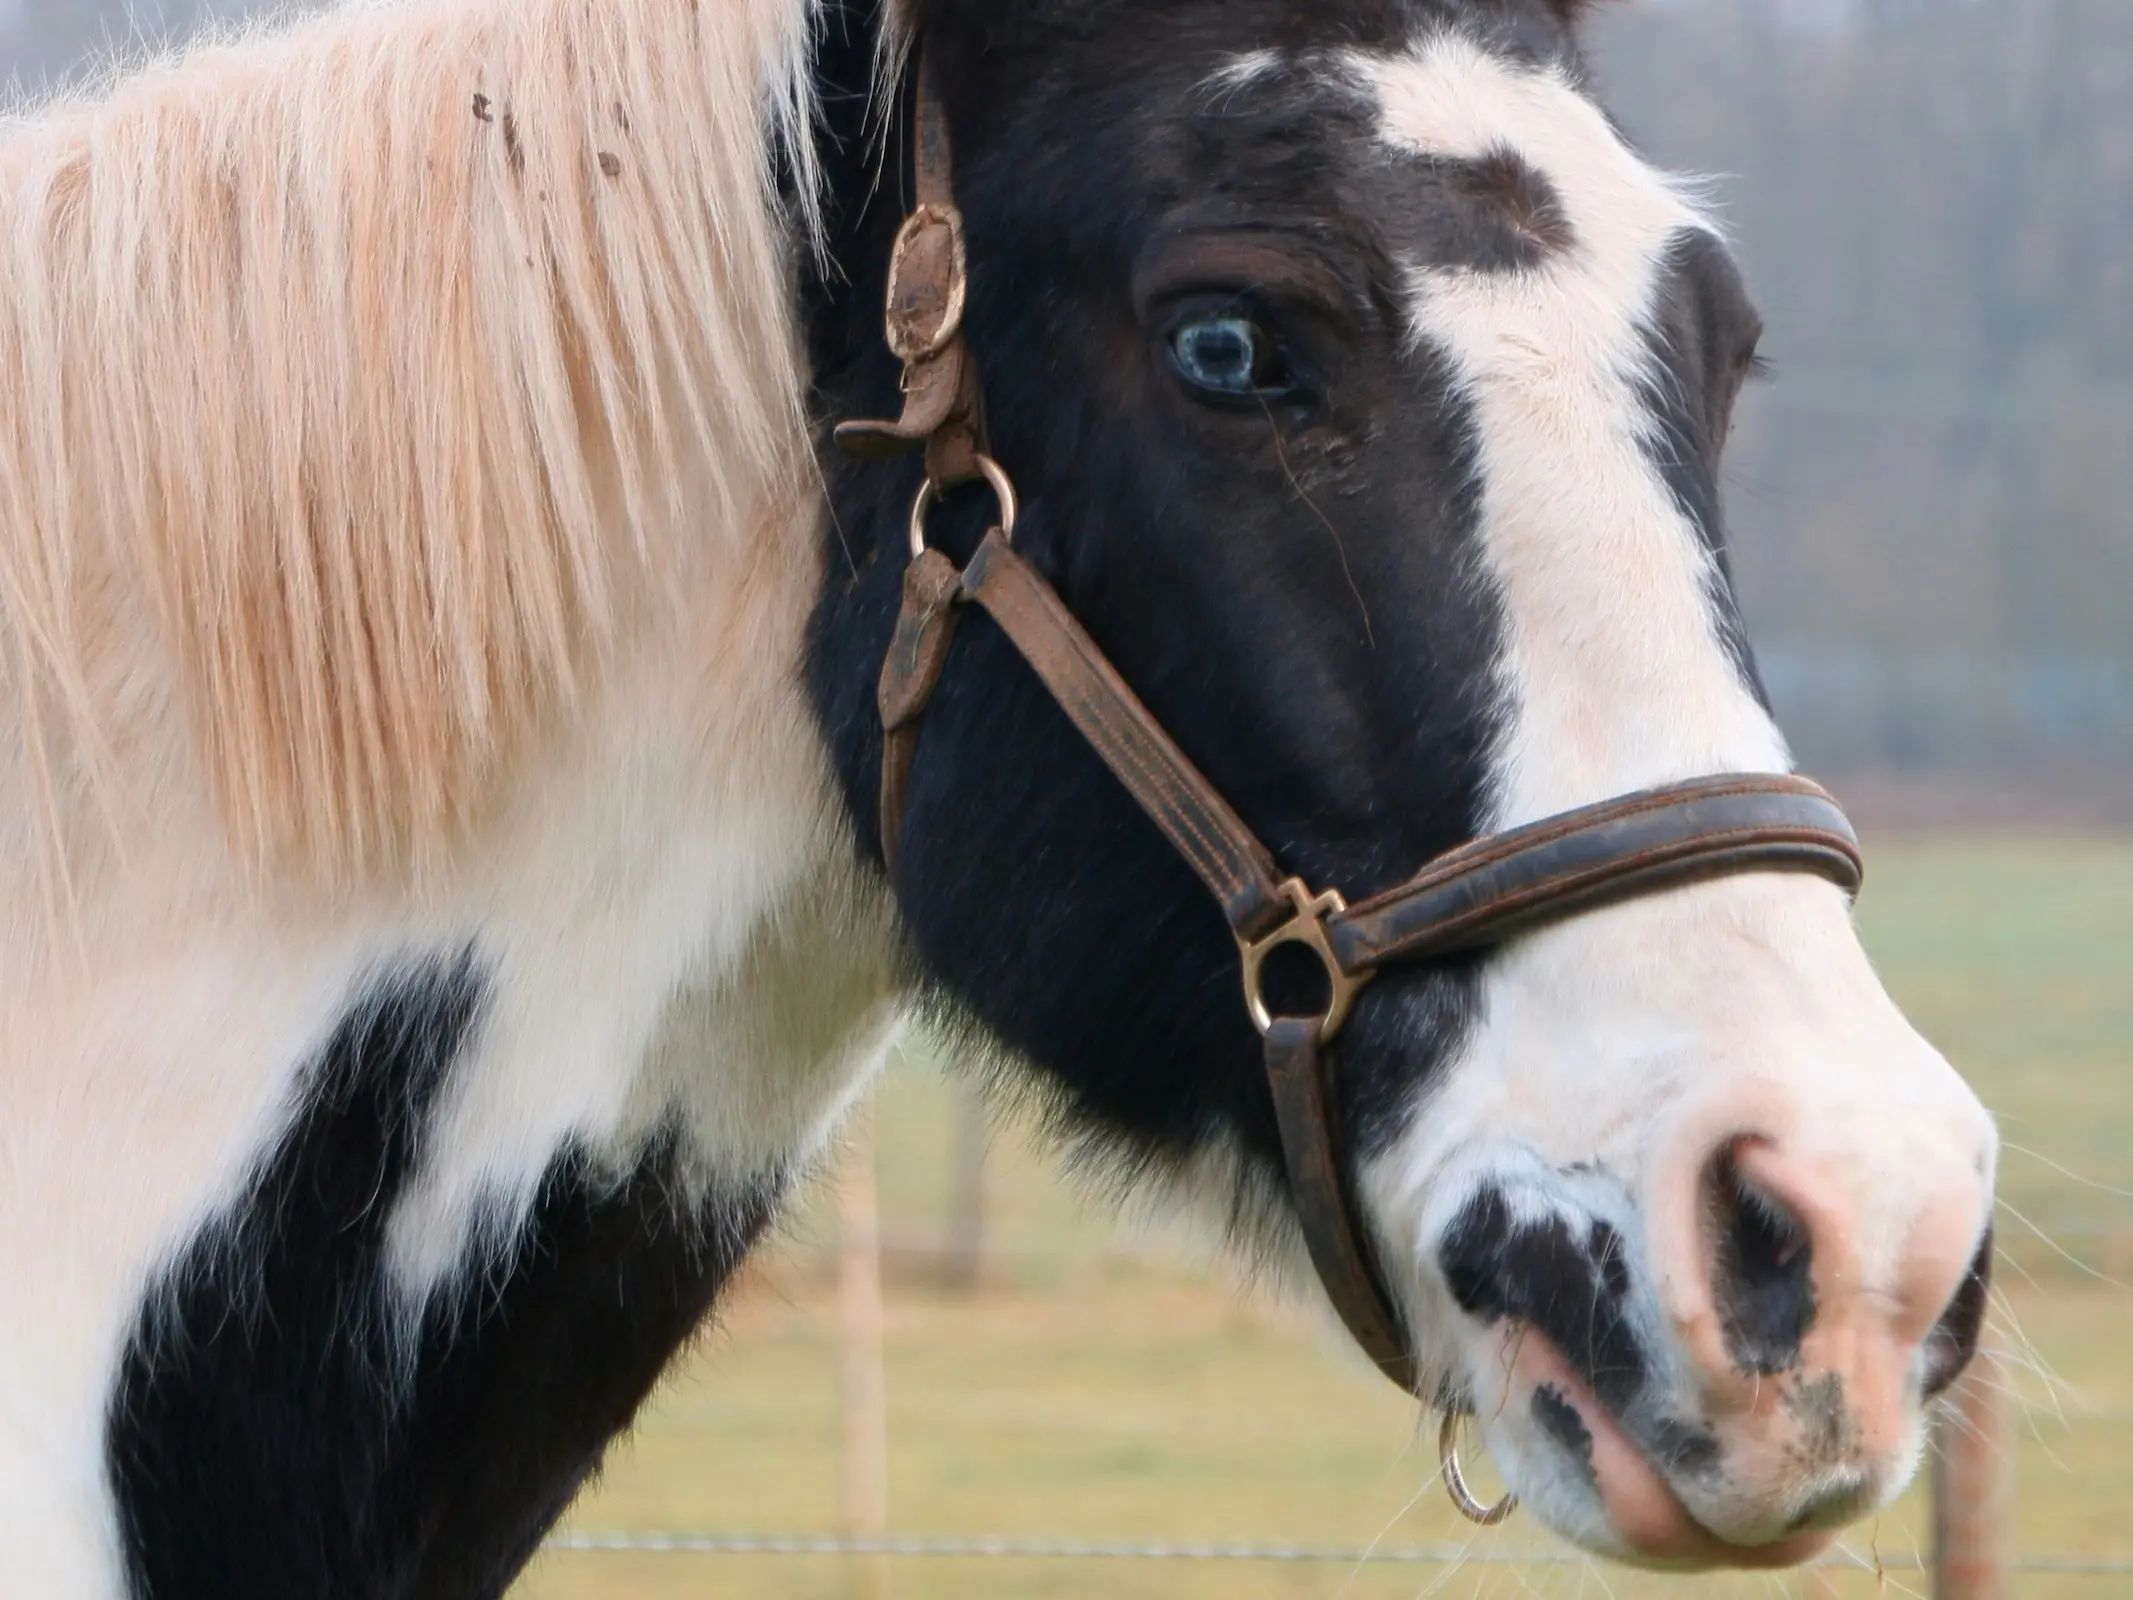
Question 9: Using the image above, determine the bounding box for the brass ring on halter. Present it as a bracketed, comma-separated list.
[1439, 1412, 1518, 1527]
[1237, 878, 1372, 1044]
[908, 453, 1020, 559]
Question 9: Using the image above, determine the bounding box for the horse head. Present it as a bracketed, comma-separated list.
[807, 0, 1996, 1567]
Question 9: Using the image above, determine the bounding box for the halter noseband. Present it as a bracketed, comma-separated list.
[836, 49, 1862, 1426]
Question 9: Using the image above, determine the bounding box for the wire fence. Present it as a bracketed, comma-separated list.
[547, 1529, 2133, 1577]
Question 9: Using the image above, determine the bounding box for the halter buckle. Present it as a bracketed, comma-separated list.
[1239, 879, 1372, 1044]
[884, 202, 968, 365]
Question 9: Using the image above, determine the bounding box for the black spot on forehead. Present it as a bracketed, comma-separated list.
[1141, 49, 1580, 303]
[1359, 145, 1577, 274]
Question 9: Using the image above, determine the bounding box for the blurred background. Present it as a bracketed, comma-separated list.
[6, 1, 2128, 1595]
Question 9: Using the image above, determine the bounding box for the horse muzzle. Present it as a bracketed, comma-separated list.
[1429, 1090, 1995, 1567]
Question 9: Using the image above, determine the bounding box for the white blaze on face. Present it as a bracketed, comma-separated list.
[1354, 32, 1787, 818]
[1333, 33, 1996, 1557]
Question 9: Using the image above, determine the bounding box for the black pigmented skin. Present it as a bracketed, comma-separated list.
[1440, 1188, 1649, 1418]
[1440, 1189, 1727, 1480]
[1709, 1157, 1817, 1379]
[1533, 1385, 1597, 1486]
[107, 957, 778, 1600]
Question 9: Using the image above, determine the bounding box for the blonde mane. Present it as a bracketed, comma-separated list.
[0, 0, 824, 884]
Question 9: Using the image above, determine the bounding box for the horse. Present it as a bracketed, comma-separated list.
[0, 0, 1999, 1592]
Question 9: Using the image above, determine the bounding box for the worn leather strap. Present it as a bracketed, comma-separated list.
[833, 49, 989, 489]
[1328, 776, 1863, 975]
[878, 548, 968, 878]
[961, 531, 1294, 939]
[1265, 1020, 1419, 1390]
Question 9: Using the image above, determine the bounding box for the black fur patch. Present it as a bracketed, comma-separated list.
[107, 956, 776, 1600]
[1441, 1188, 1725, 1479]
[1922, 1227, 1992, 1398]
[1365, 145, 1578, 273]
[803, 0, 1528, 1219]
[1635, 228, 1770, 705]
[1533, 1384, 1596, 1484]
[1439, 1187, 1647, 1416]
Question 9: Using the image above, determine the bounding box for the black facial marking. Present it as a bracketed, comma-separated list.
[1635, 227, 1769, 705]
[107, 956, 777, 1600]
[1438, 1186, 1648, 1416]
[1533, 1385, 1597, 1485]
[1922, 1227, 1993, 1399]
[1363, 145, 1577, 274]
[1590, 1218, 1633, 1306]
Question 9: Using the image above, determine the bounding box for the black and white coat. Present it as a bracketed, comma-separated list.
[0, 0, 1994, 1593]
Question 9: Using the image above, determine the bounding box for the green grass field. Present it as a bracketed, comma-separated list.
[517, 837, 2133, 1599]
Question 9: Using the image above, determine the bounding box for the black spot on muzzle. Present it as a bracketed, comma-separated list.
[1532, 1385, 1596, 1485]
[1439, 1186, 1648, 1418]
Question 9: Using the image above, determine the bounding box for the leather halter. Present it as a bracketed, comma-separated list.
[836, 53, 1865, 1397]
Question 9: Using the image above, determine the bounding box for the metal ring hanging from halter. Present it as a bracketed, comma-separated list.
[1439, 1413, 1519, 1527]
[909, 453, 1020, 559]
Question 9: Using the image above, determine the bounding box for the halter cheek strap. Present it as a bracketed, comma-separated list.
[835, 49, 1866, 1409]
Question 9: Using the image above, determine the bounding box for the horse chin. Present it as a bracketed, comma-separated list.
[1468, 1325, 1840, 1571]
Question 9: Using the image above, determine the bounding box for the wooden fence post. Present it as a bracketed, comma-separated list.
[1932, 1347, 2015, 1600]
[839, 1117, 889, 1598]
[941, 1085, 988, 1291]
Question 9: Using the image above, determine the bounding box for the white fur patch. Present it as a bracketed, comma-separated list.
[1351, 32, 1784, 818]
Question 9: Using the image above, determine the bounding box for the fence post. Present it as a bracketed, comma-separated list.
[941, 1085, 988, 1291]
[839, 1116, 889, 1597]
[1932, 1347, 2015, 1600]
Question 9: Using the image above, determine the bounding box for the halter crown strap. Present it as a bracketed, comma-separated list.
[959, 533, 1293, 937]
[837, 42, 1869, 1399]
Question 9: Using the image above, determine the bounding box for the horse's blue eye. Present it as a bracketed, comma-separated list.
[1170, 314, 1285, 399]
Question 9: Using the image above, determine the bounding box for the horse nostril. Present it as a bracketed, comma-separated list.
[1707, 1144, 1815, 1377]
[1922, 1227, 1993, 1398]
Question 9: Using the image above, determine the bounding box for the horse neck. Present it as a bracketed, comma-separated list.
[0, 0, 898, 1290]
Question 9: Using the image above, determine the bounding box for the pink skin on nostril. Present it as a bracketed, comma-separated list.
[1728, 1138, 1985, 1464]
